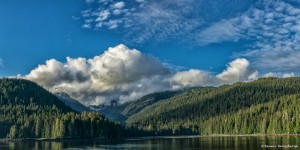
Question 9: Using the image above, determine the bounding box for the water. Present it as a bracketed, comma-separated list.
[0, 136, 299, 150]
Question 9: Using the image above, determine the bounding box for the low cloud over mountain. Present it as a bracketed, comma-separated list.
[26, 44, 258, 105]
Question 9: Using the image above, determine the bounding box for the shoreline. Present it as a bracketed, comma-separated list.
[1, 134, 299, 142]
[0, 137, 110, 142]
[127, 134, 300, 140]
[208, 134, 300, 137]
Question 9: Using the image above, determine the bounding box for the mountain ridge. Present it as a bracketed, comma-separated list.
[1, 77, 299, 138]
[125, 77, 300, 135]
[55, 92, 91, 112]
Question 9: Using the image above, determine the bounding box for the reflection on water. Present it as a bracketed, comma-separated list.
[0, 136, 299, 150]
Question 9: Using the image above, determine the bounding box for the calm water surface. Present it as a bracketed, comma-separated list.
[0, 136, 299, 150]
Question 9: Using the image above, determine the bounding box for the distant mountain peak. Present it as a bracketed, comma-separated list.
[54, 92, 90, 112]
[54, 92, 71, 99]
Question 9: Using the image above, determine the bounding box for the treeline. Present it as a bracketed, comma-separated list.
[199, 94, 300, 135]
[0, 78, 72, 111]
[126, 77, 300, 135]
[2, 77, 300, 138]
[2, 106, 123, 139]
[0, 78, 123, 139]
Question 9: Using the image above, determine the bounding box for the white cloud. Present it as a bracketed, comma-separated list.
[5, 74, 23, 79]
[172, 69, 216, 89]
[113, 9, 122, 15]
[79, 0, 300, 72]
[104, 20, 122, 29]
[194, 0, 300, 72]
[82, 24, 91, 28]
[27, 45, 297, 105]
[26, 44, 261, 105]
[247, 71, 259, 81]
[172, 58, 258, 89]
[88, 44, 170, 84]
[240, 1, 300, 72]
[283, 72, 295, 78]
[80, 0, 252, 44]
[217, 58, 255, 84]
[195, 19, 243, 45]
[112, 1, 125, 9]
[26, 44, 171, 105]
[262, 72, 297, 78]
[95, 10, 110, 22]
[25, 57, 90, 88]
[263, 72, 278, 78]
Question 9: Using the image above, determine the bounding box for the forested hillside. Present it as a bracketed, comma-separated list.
[0, 78, 123, 139]
[1, 77, 299, 139]
[95, 90, 182, 124]
[126, 77, 300, 135]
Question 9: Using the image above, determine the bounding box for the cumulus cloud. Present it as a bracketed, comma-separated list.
[263, 72, 278, 78]
[216, 58, 257, 84]
[25, 44, 258, 105]
[88, 44, 170, 84]
[26, 45, 262, 105]
[26, 44, 171, 105]
[26, 57, 90, 87]
[172, 58, 258, 89]
[283, 72, 295, 78]
[171, 69, 216, 89]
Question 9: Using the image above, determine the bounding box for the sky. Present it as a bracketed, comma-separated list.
[1, 0, 300, 105]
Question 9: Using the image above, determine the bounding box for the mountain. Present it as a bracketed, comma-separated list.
[126, 77, 300, 135]
[55, 92, 90, 112]
[0, 78, 123, 139]
[92, 90, 183, 124]
[3, 77, 299, 138]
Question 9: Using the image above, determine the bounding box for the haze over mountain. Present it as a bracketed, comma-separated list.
[91, 90, 182, 124]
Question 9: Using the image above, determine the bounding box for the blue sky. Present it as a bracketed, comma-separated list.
[0, 0, 121, 76]
[1, 0, 252, 76]
[1, 0, 300, 104]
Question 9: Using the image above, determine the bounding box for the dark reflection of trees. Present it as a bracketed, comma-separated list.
[2, 136, 300, 150]
[126, 136, 299, 150]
